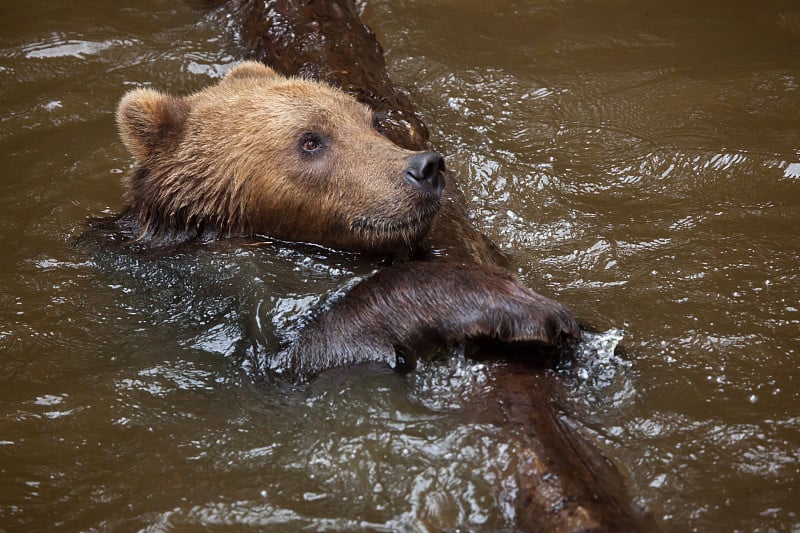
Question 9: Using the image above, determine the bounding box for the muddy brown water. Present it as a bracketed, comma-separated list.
[1, 0, 799, 530]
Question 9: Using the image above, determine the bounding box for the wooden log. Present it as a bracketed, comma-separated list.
[469, 361, 658, 531]
[224, 1, 659, 530]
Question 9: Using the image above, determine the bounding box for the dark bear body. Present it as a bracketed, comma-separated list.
[277, 262, 578, 376]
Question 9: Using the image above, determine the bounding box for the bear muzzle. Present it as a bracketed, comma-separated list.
[404, 151, 445, 200]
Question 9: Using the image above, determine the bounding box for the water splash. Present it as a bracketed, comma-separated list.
[406, 350, 493, 411]
[571, 327, 632, 384]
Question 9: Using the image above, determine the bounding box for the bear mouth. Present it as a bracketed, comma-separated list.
[350, 204, 439, 246]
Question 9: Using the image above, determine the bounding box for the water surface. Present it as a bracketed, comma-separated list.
[1, 0, 799, 530]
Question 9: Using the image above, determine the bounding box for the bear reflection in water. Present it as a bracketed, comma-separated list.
[104, 61, 579, 378]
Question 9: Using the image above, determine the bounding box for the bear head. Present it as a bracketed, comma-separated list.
[116, 61, 445, 255]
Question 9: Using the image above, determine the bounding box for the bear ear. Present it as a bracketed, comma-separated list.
[116, 88, 190, 161]
[223, 61, 281, 82]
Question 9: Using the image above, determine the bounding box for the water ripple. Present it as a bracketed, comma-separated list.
[24, 37, 138, 59]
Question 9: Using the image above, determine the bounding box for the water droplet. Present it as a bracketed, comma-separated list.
[649, 473, 667, 488]
[783, 162, 800, 179]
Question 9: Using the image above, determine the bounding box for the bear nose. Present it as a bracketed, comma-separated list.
[405, 151, 445, 198]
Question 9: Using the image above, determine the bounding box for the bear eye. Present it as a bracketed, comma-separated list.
[300, 132, 324, 155]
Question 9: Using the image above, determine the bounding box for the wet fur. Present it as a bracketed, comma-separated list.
[276, 262, 580, 377]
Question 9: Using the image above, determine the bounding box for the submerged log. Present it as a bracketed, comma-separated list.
[225, 0, 658, 530]
[471, 362, 657, 531]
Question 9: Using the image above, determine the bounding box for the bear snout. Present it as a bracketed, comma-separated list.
[404, 151, 445, 199]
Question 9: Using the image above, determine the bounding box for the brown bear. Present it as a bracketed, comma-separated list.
[116, 61, 444, 256]
[112, 61, 579, 377]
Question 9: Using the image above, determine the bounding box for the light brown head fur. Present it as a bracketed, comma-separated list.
[116, 61, 444, 255]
